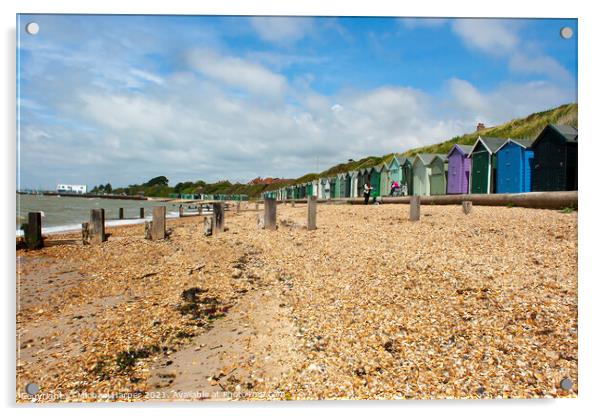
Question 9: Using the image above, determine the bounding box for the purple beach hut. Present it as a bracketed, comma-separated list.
[446, 144, 472, 194]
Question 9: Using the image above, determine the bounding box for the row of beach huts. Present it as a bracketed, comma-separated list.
[263, 124, 577, 201]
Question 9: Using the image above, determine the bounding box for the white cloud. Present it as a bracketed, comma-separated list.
[447, 77, 575, 127]
[452, 19, 518, 55]
[508, 52, 572, 81]
[248, 17, 314, 45]
[187, 49, 288, 98]
[130, 69, 164, 85]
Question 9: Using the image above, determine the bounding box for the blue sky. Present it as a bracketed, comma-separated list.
[17, 15, 577, 189]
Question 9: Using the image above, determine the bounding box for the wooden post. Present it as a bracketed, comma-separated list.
[140, 207, 145, 219]
[212, 203, 224, 233]
[236, 201, 241, 213]
[307, 196, 317, 231]
[264, 199, 277, 230]
[151, 206, 166, 240]
[409, 196, 420, 221]
[82, 222, 90, 245]
[198, 205, 203, 216]
[90, 208, 106, 244]
[179, 205, 184, 218]
[23, 212, 43, 249]
[118, 208, 124, 219]
[462, 201, 473, 215]
[291, 200, 296, 208]
[144, 221, 152, 240]
[203, 216, 213, 236]
[255, 202, 259, 211]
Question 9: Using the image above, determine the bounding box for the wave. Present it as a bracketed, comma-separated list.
[15, 210, 181, 237]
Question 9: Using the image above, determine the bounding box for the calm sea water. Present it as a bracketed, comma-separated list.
[16, 194, 196, 234]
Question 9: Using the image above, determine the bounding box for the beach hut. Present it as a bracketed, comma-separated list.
[379, 162, 390, 197]
[495, 139, 535, 194]
[531, 124, 578, 191]
[348, 171, 358, 198]
[412, 154, 447, 196]
[334, 173, 345, 198]
[446, 144, 472, 194]
[368, 165, 382, 197]
[469, 137, 507, 194]
[311, 179, 319, 197]
[319, 177, 329, 199]
[357, 168, 368, 196]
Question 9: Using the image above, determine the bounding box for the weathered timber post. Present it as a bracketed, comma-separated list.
[255, 202, 259, 211]
[236, 201, 241, 213]
[409, 196, 420, 221]
[90, 208, 106, 244]
[264, 199, 277, 230]
[198, 205, 203, 216]
[291, 200, 296, 208]
[212, 202, 224, 233]
[179, 205, 184, 218]
[307, 196, 317, 231]
[151, 206, 166, 240]
[119, 208, 124, 219]
[462, 201, 473, 215]
[23, 212, 43, 249]
[140, 207, 145, 219]
[203, 216, 214, 236]
[144, 221, 152, 240]
[82, 222, 91, 245]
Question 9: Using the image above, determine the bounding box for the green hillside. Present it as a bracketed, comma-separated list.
[403, 103, 577, 156]
[108, 103, 577, 199]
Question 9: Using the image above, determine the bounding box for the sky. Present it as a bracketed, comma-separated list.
[16, 15, 577, 190]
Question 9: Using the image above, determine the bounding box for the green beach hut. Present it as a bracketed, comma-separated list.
[469, 137, 507, 194]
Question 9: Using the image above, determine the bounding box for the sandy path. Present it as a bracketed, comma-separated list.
[147, 282, 299, 400]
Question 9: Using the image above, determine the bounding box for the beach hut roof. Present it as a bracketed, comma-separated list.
[447, 144, 472, 157]
[532, 124, 578, 147]
[469, 136, 508, 156]
[501, 138, 536, 149]
[388, 153, 408, 168]
[414, 153, 447, 166]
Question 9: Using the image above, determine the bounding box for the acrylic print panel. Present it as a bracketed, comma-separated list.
[16, 14, 578, 402]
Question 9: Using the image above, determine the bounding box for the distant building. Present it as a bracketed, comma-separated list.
[476, 122, 486, 131]
[57, 184, 87, 194]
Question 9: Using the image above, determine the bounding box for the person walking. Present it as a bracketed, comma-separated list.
[390, 180, 399, 196]
[363, 182, 372, 205]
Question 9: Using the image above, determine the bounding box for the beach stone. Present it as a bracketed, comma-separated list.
[560, 377, 573, 391]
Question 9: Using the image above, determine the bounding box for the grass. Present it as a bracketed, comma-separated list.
[559, 206, 575, 214]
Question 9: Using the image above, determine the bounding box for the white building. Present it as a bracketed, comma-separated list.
[57, 184, 87, 194]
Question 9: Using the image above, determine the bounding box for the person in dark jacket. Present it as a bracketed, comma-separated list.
[363, 182, 372, 205]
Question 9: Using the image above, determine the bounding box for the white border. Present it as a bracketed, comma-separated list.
[2, 1, 601, 415]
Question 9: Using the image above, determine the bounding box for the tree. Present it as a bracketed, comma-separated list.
[144, 176, 169, 187]
[105, 183, 112, 194]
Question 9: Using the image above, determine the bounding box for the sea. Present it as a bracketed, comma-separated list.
[16, 194, 197, 236]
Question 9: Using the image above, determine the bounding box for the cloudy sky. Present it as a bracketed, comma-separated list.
[17, 15, 577, 189]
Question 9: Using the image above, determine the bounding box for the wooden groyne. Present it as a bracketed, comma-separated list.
[282, 191, 577, 210]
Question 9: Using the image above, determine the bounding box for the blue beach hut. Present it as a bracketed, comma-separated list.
[495, 139, 534, 194]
